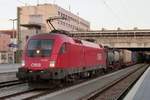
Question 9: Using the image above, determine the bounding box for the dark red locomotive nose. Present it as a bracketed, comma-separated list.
[23, 38, 55, 70]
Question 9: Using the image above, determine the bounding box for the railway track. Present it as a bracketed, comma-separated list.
[0, 80, 24, 88]
[0, 80, 79, 100]
[0, 88, 51, 100]
[0, 78, 94, 100]
[0, 69, 104, 99]
[0, 71, 17, 82]
[0, 64, 148, 100]
[25, 64, 146, 100]
[81, 64, 149, 100]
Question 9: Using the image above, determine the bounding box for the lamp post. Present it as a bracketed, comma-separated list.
[9, 18, 17, 63]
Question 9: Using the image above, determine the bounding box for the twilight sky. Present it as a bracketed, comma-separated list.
[0, 0, 150, 30]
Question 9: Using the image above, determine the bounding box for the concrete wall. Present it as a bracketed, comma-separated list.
[96, 37, 150, 48]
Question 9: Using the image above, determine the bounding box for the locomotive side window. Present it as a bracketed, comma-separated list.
[27, 39, 54, 57]
[59, 43, 67, 55]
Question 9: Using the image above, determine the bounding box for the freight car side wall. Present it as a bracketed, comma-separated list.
[132, 52, 138, 64]
[122, 49, 132, 65]
[114, 51, 120, 62]
[105, 49, 134, 68]
[106, 49, 114, 66]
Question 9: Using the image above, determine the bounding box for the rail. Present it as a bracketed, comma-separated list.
[0, 80, 24, 88]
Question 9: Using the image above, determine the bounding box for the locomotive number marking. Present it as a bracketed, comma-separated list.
[31, 63, 41, 67]
[41, 59, 48, 62]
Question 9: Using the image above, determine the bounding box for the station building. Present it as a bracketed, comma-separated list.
[17, 3, 90, 49]
[0, 31, 13, 63]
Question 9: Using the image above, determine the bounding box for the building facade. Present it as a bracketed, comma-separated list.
[0, 32, 12, 63]
[17, 3, 90, 49]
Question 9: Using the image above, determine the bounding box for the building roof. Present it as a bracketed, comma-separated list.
[0, 30, 16, 38]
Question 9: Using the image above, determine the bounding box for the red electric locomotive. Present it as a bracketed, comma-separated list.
[16, 30, 106, 81]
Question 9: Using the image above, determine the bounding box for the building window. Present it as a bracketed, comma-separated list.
[58, 11, 60, 15]
[29, 14, 43, 24]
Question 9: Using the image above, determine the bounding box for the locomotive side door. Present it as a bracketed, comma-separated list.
[57, 42, 69, 68]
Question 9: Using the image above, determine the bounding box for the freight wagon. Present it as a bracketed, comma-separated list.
[104, 48, 122, 69]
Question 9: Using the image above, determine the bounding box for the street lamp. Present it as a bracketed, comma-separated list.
[9, 18, 17, 63]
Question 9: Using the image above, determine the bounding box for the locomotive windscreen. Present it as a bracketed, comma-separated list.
[27, 39, 54, 57]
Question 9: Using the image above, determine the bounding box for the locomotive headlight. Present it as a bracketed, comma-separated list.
[49, 61, 56, 68]
[36, 50, 40, 54]
[21, 60, 25, 67]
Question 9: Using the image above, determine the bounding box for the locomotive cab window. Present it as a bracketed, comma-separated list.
[27, 39, 54, 57]
[59, 43, 67, 55]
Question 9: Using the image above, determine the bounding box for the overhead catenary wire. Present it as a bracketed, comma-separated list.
[119, 0, 130, 26]
[100, 0, 123, 25]
[120, 0, 129, 12]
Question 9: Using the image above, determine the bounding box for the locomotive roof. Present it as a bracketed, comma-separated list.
[30, 32, 68, 39]
[29, 32, 73, 43]
[29, 32, 104, 49]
